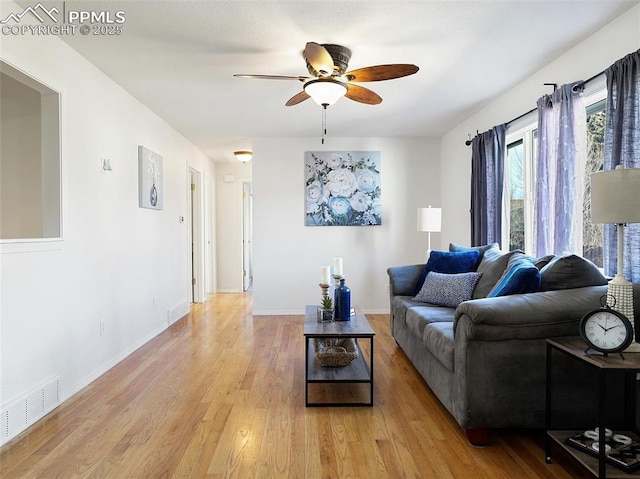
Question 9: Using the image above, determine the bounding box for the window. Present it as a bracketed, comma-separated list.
[0, 60, 61, 241]
[504, 89, 605, 265]
[506, 140, 524, 251]
[583, 99, 606, 266]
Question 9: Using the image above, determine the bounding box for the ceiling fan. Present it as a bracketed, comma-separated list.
[234, 42, 419, 108]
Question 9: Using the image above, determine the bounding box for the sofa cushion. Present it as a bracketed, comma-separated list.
[405, 305, 456, 340]
[422, 322, 455, 372]
[413, 250, 480, 295]
[449, 242, 499, 269]
[391, 296, 425, 327]
[487, 253, 541, 297]
[413, 271, 482, 308]
[473, 247, 520, 299]
[539, 254, 607, 291]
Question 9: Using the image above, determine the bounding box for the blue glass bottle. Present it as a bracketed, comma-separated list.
[334, 278, 351, 321]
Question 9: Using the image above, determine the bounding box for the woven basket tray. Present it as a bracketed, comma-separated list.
[314, 338, 358, 367]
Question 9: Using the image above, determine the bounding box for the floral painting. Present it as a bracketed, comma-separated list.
[305, 151, 381, 226]
[138, 146, 163, 210]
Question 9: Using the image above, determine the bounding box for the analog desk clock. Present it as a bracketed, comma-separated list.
[579, 295, 633, 358]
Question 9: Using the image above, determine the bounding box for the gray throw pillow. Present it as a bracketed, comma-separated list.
[472, 247, 520, 299]
[539, 254, 607, 291]
[534, 254, 555, 270]
[413, 271, 483, 308]
[449, 242, 499, 269]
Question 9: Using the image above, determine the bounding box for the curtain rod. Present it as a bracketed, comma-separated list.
[464, 68, 606, 146]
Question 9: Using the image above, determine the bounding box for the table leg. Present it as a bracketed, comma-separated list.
[305, 337, 309, 407]
[370, 336, 374, 406]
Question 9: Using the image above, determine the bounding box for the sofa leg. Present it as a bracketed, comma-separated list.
[464, 428, 489, 446]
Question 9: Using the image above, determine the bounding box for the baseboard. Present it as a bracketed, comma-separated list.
[253, 310, 301, 316]
[253, 308, 390, 316]
[0, 319, 177, 446]
[64, 323, 169, 404]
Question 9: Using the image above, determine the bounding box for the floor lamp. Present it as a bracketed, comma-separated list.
[417, 206, 442, 261]
[591, 166, 640, 350]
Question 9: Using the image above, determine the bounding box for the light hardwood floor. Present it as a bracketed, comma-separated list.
[1, 293, 590, 478]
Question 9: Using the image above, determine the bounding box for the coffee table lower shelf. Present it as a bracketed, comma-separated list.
[547, 430, 640, 478]
[305, 340, 373, 407]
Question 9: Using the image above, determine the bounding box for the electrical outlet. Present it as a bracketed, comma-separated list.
[100, 319, 105, 336]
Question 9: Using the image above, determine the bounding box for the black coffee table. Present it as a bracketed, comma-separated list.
[303, 305, 375, 407]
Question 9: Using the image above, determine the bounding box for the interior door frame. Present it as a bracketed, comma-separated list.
[189, 168, 205, 303]
[204, 175, 216, 295]
[241, 179, 253, 292]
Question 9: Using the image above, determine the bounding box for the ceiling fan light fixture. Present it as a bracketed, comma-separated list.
[304, 79, 348, 107]
[234, 150, 253, 163]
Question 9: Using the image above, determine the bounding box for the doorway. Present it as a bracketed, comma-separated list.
[189, 168, 205, 303]
[242, 180, 253, 291]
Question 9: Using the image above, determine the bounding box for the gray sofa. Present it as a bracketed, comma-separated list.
[387, 248, 639, 445]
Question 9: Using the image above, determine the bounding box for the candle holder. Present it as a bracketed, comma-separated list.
[319, 283, 330, 301]
[332, 274, 343, 289]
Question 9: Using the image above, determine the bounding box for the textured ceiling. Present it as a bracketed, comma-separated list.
[19, 0, 640, 161]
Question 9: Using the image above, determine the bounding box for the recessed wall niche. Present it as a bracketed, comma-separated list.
[0, 60, 61, 240]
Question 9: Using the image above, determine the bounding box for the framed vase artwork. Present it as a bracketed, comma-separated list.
[138, 145, 163, 210]
[305, 151, 381, 226]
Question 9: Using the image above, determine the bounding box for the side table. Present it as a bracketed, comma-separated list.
[546, 337, 640, 478]
[303, 305, 375, 407]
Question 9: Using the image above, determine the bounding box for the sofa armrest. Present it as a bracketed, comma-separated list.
[387, 264, 425, 297]
[453, 285, 608, 341]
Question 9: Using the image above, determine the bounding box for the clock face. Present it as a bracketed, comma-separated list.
[581, 310, 632, 352]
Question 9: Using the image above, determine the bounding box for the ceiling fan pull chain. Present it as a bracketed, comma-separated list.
[321, 104, 328, 144]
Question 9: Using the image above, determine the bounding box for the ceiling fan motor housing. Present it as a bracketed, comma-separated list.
[324, 44, 352, 74]
[306, 44, 352, 76]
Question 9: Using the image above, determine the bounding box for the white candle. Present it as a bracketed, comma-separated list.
[333, 257, 343, 276]
[320, 266, 331, 285]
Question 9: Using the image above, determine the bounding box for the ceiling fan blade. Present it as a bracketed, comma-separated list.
[304, 42, 335, 77]
[234, 74, 309, 81]
[345, 84, 382, 105]
[344, 64, 419, 82]
[285, 90, 311, 106]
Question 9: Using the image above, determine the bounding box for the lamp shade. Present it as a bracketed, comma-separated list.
[234, 151, 252, 163]
[591, 167, 640, 224]
[304, 79, 348, 106]
[417, 206, 442, 232]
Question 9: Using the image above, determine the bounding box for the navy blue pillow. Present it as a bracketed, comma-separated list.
[487, 255, 541, 297]
[413, 250, 481, 296]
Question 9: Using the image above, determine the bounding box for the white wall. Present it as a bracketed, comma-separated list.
[252, 137, 440, 314]
[0, 0, 214, 443]
[440, 4, 640, 247]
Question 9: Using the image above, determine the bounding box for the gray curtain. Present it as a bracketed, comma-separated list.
[603, 49, 640, 282]
[534, 82, 586, 257]
[470, 124, 506, 247]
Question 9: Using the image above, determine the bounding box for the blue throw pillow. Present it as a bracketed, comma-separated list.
[487, 254, 541, 297]
[413, 272, 483, 308]
[413, 250, 481, 296]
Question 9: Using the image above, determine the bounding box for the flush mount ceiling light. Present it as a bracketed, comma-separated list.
[303, 79, 348, 107]
[233, 151, 253, 163]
